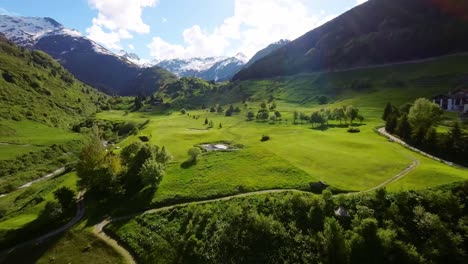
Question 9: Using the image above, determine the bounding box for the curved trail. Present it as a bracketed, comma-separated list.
[377, 127, 467, 169]
[5, 127, 439, 263]
[0, 194, 85, 260]
[94, 158, 420, 264]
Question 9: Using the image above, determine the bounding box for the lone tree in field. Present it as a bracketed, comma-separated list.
[346, 105, 359, 124]
[247, 111, 255, 121]
[188, 147, 202, 161]
[204, 117, 208, 125]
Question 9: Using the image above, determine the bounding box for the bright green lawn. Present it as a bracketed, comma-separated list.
[0, 120, 81, 146]
[97, 103, 468, 206]
[0, 120, 82, 160]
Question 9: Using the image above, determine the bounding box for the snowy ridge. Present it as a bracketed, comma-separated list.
[156, 57, 227, 76]
[0, 15, 118, 57]
[155, 53, 248, 81]
[0, 15, 80, 46]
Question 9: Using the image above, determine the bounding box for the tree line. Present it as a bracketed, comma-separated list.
[76, 128, 172, 196]
[383, 98, 468, 166]
[110, 182, 468, 264]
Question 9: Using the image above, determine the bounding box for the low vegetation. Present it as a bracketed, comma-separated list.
[108, 182, 468, 263]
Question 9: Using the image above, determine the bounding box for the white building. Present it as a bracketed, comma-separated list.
[432, 89, 468, 113]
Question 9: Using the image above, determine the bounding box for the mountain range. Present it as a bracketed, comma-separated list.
[0, 14, 290, 94]
[234, 0, 468, 80]
[0, 15, 176, 95]
[154, 40, 290, 81]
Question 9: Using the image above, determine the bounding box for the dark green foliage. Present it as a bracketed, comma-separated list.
[318, 95, 328, 105]
[260, 135, 270, 142]
[110, 182, 468, 264]
[77, 133, 171, 196]
[384, 100, 468, 166]
[385, 114, 398, 134]
[134, 96, 143, 110]
[382, 102, 393, 121]
[256, 109, 269, 121]
[53, 187, 76, 213]
[347, 127, 361, 133]
[396, 114, 412, 141]
[246, 111, 255, 121]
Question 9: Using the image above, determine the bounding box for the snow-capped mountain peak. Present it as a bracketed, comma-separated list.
[234, 53, 248, 63]
[0, 15, 82, 47]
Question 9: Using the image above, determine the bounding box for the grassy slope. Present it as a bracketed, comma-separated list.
[2, 228, 125, 264]
[0, 41, 108, 128]
[0, 120, 82, 160]
[0, 172, 78, 233]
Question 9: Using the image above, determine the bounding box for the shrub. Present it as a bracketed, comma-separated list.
[347, 127, 360, 133]
[260, 135, 270, 142]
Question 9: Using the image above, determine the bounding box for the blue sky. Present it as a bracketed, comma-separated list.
[0, 0, 366, 61]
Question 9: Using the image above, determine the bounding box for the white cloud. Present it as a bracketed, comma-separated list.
[148, 0, 335, 61]
[128, 44, 135, 50]
[86, 0, 157, 50]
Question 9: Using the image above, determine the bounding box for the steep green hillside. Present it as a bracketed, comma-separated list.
[164, 54, 468, 112]
[0, 38, 109, 128]
[234, 0, 468, 80]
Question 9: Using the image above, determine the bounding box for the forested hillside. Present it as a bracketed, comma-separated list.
[234, 0, 468, 80]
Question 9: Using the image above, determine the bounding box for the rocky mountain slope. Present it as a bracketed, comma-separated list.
[156, 53, 247, 81]
[233, 0, 468, 80]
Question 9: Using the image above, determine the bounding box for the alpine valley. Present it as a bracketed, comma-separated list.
[0, 0, 467, 263]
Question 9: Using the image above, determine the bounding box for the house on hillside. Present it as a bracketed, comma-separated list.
[432, 89, 468, 113]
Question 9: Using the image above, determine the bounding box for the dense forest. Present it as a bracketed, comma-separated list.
[108, 182, 468, 264]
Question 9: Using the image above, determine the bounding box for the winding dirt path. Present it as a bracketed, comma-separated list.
[93, 158, 421, 264]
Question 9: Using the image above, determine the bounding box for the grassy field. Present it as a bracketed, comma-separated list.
[94, 55, 468, 206]
[2, 228, 125, 264]
[97, 105, 467, 207]
[0, 172, 78, 242]
[0, 120, 82, 161]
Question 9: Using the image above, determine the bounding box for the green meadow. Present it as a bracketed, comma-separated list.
[0, 120, 82, 160]
[94, 56, 468, 206]
[97, 102, 467, 206]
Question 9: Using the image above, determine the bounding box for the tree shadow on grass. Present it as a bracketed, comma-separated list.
[1, 233, 64, 264]
[180, 158, 197, 169]
[311, 125, 329, 131]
